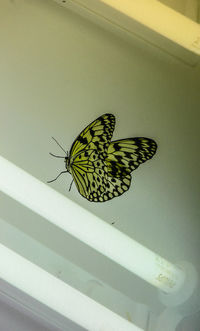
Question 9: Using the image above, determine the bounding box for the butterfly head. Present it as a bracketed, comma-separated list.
[48, 137, 72, 177]
[64, 152, 71, 173]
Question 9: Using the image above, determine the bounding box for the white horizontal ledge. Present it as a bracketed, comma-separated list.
[0, 243, 142, 331]
[0, 155, 185, 293]
[99, 0, 200, 55]
[54, 0, 200, 65]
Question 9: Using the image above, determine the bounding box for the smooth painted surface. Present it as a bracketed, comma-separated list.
[53, 0, 200, 64]
[67, 0, 200, 54]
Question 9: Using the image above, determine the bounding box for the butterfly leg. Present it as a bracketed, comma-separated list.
[47, 171, 68, 183]
[69, 179, 74, 192]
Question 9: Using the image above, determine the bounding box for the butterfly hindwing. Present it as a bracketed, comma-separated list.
[71, 155, 108, 202]
[71, 159, 132, 202]
[101, 173, 132, 201]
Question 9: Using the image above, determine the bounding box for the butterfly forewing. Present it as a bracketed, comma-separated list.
[69, 113, 115, 158]
[105, 138, 157, 177]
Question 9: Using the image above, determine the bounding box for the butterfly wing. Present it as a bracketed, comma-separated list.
[50, 114, 157, 202]
[86, 137, 157, 202]
[71, 152, 131, 202]
[69, 114, 115, 201]
[71, 154, 109, 202]
[69, 113, 115, 158]
[105, 138, 157, 177]
[68, 113, 157, 202]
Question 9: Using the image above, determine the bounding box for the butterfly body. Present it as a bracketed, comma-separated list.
[50, 114, 157, 202]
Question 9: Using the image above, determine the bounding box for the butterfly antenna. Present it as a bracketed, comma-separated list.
[49, 152, 65, 158]
[51, 137, 67, 155]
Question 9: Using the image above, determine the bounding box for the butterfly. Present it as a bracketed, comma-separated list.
[48, 113, 157, 202]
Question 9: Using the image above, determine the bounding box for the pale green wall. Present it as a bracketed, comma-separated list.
[0, 0, 200, 316]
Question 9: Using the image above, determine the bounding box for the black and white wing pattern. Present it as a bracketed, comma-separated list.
[69, 114, 115, 201]
[49, 114, 157, 202]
